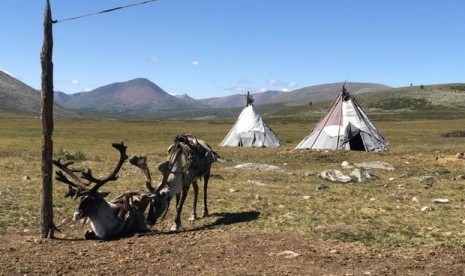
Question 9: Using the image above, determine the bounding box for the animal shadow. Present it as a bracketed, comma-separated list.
[208, 211, 260, 227]
[161, 211, 261, 234]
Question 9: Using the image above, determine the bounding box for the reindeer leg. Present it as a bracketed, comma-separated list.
[189, 180, 199, 221]
[84, 230, 97, 240]
[175, 193, 180, 209]
[171, 186, 189, 231]
[202, 171, 210, 218]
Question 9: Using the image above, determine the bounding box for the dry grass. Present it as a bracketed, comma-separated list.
[1, 117, 465, 247]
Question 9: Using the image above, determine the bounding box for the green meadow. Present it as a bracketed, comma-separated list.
[1, 115, 465, 246]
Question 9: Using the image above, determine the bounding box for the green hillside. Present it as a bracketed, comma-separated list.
[270, 84, 465, 122]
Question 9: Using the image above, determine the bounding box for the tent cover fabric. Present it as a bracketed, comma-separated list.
[220, 95, 283, 147]
[295, 86, 389, 152]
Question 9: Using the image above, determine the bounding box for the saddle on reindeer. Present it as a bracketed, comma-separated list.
[131, 133, 220, 231]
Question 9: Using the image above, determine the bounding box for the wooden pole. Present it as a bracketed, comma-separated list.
[40, 0, 55, 239]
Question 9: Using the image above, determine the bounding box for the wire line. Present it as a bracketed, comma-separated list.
[53, 0, 158, 24]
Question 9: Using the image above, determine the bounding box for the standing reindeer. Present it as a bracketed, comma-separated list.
[53, 142, 151, 240]
[131, 134, 220, 231]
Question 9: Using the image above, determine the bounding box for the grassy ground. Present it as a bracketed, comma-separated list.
[1, 116, 465, 247]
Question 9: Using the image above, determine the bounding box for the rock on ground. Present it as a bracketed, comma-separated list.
[233, 163, 285, 173]
[354, 161, 394, 171]
[319, 170, 352, 183]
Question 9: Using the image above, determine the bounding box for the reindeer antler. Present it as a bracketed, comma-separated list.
[129, 155, 156, 193]
[53, 159, 91, 198]
[52, 159, 91, 187]
[82, 142, 128, 193]
[53, 142, 128, 197]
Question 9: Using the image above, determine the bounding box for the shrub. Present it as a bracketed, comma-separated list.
[54, 148, 87, 161]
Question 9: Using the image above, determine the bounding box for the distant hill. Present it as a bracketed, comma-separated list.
[199, 90, 283, 108]
[6, 70, 463, 121]
[270, 83, 465, 122]
[0, 70, 74, 117]
[174, 94, 209, 108]
[360, 84, 465, 110]
[269, 82, 391, 106]
[0, 74, 393, 119]
[58, 78, 206, 112]
[200, 83, 390, 108]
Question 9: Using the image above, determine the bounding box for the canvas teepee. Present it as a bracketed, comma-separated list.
[295, 84, 389, 151]
[220, 92, 283, 147]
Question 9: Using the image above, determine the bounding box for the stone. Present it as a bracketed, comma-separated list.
[341, 161, 354, 169]
[276, 250, 301, 258]
[432, 198, 449, 203]
[318, 170, 352, 183]
[233, 163, 284, 173]
[316, 183, 328, 190]
[350, 168, 374, 182]
[247, 180, 266, 186]
[420, 206, 430, 212]
[354, 161, 394, 171]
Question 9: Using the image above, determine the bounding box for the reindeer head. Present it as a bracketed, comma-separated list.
[129, 156, 172, 226]
[53, 142, 128, 221]
[73, 191, 110, 220]
[145, 190, 170, 226]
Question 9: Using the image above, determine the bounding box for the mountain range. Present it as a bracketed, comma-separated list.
[54, 78, 390, 111]
[0, 70, 73, 117]
[1, 69, 392, 119]
[3, 70, 465, 121]
[55, 78, 209, 112]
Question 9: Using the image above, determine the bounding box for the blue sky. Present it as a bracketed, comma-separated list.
[1, 0, 464, 99]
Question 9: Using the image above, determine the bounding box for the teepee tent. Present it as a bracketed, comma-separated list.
[220, 92, 283, 147]
[295, 85, 389, 151]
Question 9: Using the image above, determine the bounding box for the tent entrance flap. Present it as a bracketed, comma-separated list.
[342, 123, 366, 151]
[348, 132, 366, 151]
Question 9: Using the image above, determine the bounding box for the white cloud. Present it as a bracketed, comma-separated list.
[191, 60, 200, 66]
[224, 78, 296, 95]
[148, 55, 160, 63]
[58, 78, 80, 86]
[288, 81, 297, 88]
[268, 79, 278, 85]
[225, 85, 245, 92]
[265, 79, 299, 92]
[257, 87, 268, 93]
[237, 79, 250, 85]
[83, 88, 92, 92]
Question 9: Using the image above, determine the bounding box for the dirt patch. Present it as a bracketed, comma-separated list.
[437, 155, 465, 164]
[1, 227, 465, 275]
[441, 131, 465, 137]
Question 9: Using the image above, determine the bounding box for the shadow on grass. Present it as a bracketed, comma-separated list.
[156, 210, 261, 235]
[207, 211, 260, 227]
[53, 211, 260, 240]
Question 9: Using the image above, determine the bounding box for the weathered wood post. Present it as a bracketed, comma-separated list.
[40, 0, 55, 239]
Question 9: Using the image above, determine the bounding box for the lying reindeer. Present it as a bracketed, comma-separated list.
[131, 134, 220, 231]
[53, 142, 151, 240]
